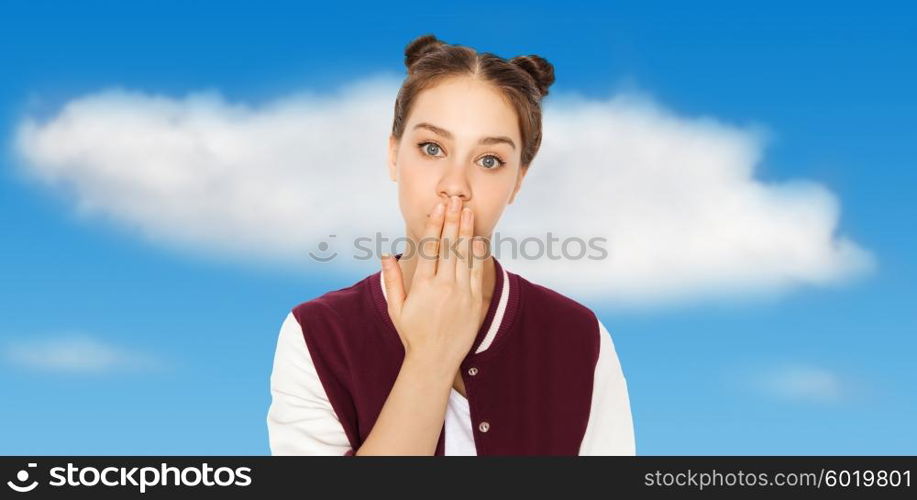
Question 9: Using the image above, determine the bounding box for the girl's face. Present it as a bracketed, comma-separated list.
[387, 75, 527, 247]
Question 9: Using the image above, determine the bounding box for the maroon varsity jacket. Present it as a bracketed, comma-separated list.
[267, 253, 635, 455]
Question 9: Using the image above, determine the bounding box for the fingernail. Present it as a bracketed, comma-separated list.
[449, 196, 460, 212]
[434, 201, 445, 216]
[462, 207, 471, 223]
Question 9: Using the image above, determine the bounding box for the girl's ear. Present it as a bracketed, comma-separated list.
[387, 135, 399, 182]
[508, 166, 528, 204]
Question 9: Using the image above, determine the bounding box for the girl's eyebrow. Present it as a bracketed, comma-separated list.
[413, 122, 516, 150]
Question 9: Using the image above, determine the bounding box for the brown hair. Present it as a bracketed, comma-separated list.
[391, 34, 555, 170]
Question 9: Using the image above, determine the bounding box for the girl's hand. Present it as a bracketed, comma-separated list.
[381, 195, 487, 371]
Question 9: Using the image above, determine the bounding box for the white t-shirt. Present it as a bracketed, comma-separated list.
[267, 263, 635, 455]
[445, 387, 477, 455]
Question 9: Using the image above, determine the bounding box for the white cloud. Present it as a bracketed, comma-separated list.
[3, 334, 163, 373]
[12, 75, 874, 307]
[752, 363, 848, 404]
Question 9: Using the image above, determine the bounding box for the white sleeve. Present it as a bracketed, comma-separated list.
[578, 318, 636, 455]
[267, 311, 355, 455]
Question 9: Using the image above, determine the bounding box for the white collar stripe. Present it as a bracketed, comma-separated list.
[475, 265, 509, 353]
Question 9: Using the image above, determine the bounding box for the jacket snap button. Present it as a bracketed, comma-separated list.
[478, 421, 490, 433]
[467, 367, 478, 376]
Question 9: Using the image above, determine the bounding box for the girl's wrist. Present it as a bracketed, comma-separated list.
[402, 350, 461, 386]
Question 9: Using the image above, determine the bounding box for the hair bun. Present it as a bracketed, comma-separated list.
[510, 55, 555, 98]
[404, 34, 446, 73]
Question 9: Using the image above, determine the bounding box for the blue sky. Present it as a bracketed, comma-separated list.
[1, 0, 915, 455]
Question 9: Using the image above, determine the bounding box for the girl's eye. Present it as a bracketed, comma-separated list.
[419, 142, 443, 157]
[418, 141, 506, 170]
[478, 155, 506, 170]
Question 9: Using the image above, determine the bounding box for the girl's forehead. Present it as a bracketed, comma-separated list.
[408, 84, 520, 141]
